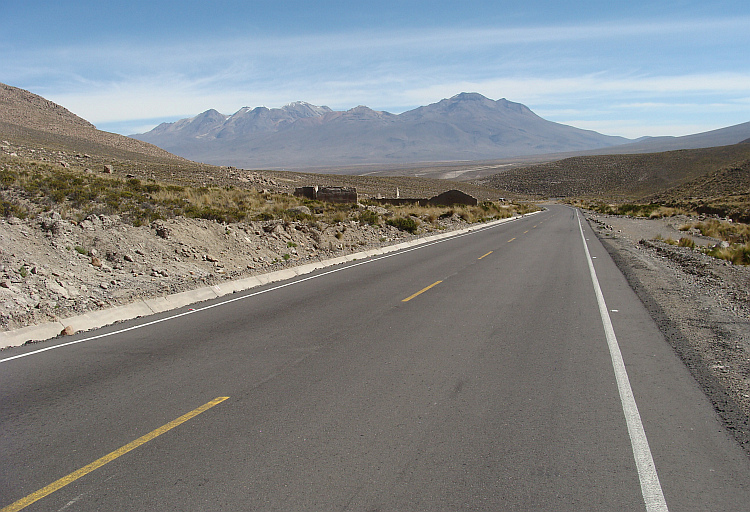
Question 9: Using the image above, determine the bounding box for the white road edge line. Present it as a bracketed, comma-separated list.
[577, 210, 669, 512]
[1, 212, 538, 364]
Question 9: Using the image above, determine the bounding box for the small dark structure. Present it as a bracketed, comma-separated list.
[427, 190, 478, 207]
[374, 189, 478, 207]
[293, 186, 358, 204]
[293, 186, 318, 200]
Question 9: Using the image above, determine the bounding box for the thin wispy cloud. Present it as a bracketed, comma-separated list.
[4, 6, 749, 138]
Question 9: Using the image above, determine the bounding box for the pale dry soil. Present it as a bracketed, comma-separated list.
[0, 209, 473, 333]
[585, 210, 750, 456]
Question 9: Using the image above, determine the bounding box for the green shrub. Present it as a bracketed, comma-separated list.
[358, 209, 380, 226]
[386, 216, 419, 234]
[0, 199, 28, 218]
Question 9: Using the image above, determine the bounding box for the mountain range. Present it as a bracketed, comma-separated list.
[131, 93, 632, 169]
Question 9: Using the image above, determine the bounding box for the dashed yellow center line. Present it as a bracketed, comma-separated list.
[402, 281, 443, 302]
[2, 396, 230, 512]
[507, 237, 516, 242]
[478, 251, 493, 260]
[523, 230, 529, 234]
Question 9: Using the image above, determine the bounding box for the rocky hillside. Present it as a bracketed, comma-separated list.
[474, 141, 750, 201]
[646, 153, 750, 221]
[0, 82, 186, 162]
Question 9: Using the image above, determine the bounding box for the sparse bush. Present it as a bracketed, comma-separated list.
[386, 216, 419, 234]
[678, 237, 696, 248]
[704, 243, 750, 265]
[683, 219, 750, 244]
[358, 209, 380, 226]
[0, 199, 28, 218]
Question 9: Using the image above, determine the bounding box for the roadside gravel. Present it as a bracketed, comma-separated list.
[585, 211, 750, 456]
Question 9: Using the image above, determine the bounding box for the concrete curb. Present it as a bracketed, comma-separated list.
[1, 212, 539, 349]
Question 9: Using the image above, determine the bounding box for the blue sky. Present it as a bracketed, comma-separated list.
[2, 1, 749, 139]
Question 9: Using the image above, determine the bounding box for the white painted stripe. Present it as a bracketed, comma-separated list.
[577, 211, 669, 512]
[0, 212, 541, 364]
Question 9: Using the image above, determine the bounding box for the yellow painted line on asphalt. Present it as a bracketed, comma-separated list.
[1, 397, 230, 512]
[478, 251, 493, 260]
[507, 237, 516, 242]
[402, 281, 443, 302]
[523, 230, 529, 234]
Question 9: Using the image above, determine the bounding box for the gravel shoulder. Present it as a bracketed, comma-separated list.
[584, 210, 750, 456]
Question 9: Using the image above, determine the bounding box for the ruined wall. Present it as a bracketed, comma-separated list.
[293, 186, 358, 204]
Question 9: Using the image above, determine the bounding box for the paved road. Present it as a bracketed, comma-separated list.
[2, 205, 749, 511]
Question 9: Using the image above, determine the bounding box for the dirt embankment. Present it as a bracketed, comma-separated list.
[585, 211, 750, 455]
[0, 206, 481, 333]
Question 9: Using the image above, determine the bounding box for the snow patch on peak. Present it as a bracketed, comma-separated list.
[282, 101, 332, 117]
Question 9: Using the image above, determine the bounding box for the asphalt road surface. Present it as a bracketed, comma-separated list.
[2, 205, 749, 511]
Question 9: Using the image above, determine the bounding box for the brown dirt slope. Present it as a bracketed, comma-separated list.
[646, 154, 750, 221]
[474, 142, 750, 200]
[0, 82, 185, 163]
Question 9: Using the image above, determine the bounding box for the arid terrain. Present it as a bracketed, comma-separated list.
[2, 82, 749, 456]
[0, 136, 531, 333]
[584, 210, 750, 453]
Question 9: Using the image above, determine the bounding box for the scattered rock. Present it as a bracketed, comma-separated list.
[40, 212, 65, 235]
[60, 325, 75, 336]
[287, 205, 311, 216]
[152, 221, 171, 239]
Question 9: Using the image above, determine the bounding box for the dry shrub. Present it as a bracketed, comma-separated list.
[704, 243, 750, 265]
[677, 237, 696, 248]
[683, 219, 750, 243]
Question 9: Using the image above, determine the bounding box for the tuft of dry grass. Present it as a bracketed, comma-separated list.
[681, 219, 750, 244]
[574, 200, 690, 218]
[704, 243, 750, 265]
[677, 237, 696, 248]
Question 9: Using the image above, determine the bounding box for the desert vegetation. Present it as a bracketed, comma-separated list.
[575, 198, 750, 265]
[570, 200, 689, 219]
[0, 154, 535, 235]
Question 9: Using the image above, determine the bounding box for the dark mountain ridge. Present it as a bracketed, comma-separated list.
[131, 93, 631, 168]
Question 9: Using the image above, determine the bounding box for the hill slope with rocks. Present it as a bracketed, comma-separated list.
[132, 93, 630, 168]
[474, 141, 750, 202]
[0, 82, 185, 162]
